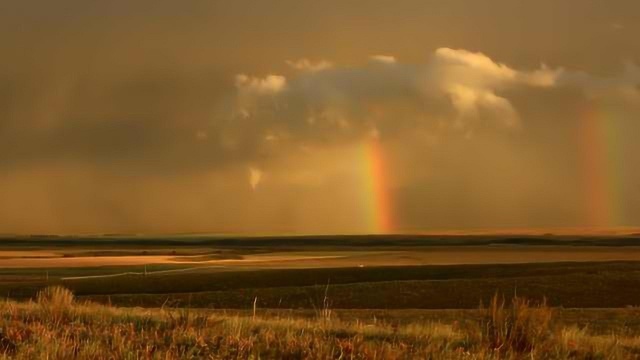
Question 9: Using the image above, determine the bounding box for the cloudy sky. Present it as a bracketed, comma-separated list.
[1, 0, 639, 235]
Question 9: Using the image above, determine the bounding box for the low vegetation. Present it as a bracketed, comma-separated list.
[4, 261, 640, 310]
[0, 286, 639, 359]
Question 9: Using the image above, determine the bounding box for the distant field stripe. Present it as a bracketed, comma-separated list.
[61, 265, 226, 280]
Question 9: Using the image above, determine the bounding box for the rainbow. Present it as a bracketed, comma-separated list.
[358, 137, 394, 234]
[579, 102, 626, 228]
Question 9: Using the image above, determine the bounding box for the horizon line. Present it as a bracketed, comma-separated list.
[2, 227, 640, 239]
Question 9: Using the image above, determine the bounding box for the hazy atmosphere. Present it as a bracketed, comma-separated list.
[2, 0, 639, 235]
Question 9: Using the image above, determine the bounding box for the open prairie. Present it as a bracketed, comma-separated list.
[2, 235, 640, 308]
[2, 235, 640, 358]
[2, 246, 640, 269]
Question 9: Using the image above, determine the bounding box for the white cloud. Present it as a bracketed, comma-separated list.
[232, 47, 638, 148]
[428, 48, 559, 87]
[235, 74, 287, 95]
[248, 167, 263, 190]
[370, 55, 397, 64]
[234, 74, 287, 119]
[432, 48, 518, 83]
[426, 48, 560, 127]
[286, 59, 333, 72]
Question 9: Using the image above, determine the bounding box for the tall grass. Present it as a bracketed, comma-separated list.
[36, 286, 74, 307]
[0, 287, 637, 359]
[482, 294, 554, 354]
[35, 286, 76, 324]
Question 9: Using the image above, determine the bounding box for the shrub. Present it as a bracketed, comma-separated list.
[482, 293, 554, 354]
[37, 286, 75, 308]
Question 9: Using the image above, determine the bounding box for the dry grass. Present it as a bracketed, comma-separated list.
[36, 286, 74, 307]
[482, 294, 554, 353]
[0, 287, 638, 359]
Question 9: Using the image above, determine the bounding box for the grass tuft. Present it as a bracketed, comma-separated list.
[35, 286, 76, 323]
[482, 293, 554, 355]
[36, 286, 75, 308]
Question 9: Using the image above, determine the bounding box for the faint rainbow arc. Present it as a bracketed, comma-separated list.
[579, 102, 626, 228]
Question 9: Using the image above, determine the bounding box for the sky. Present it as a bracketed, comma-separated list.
[1, 0, 639, 235]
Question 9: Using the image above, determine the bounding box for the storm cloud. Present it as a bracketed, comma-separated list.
[1, 0, 639, 234]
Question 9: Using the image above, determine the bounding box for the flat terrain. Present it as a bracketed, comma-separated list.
[3, 235, 640, 358]
[2, 246, 640, 268]
[1, 234, 640, 310]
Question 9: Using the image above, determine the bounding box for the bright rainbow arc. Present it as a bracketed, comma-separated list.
[580, 102, 626, 228]
[359, 138, 394, 234]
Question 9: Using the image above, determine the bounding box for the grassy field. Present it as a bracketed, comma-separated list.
[2, 235, 640, 357]
[2, 235, 640, 309]
[1, 286, 640, 359]
[1, 261, 640, 309]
